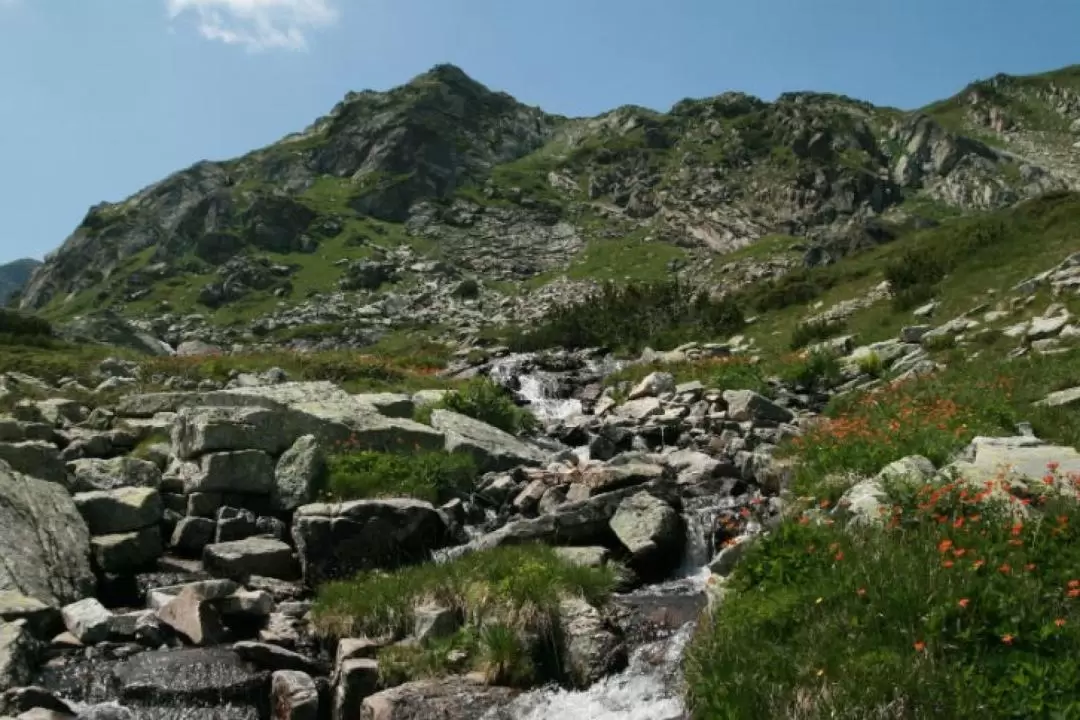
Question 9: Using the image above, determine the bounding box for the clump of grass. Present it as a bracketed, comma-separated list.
[789, 318, 848, 350]
[506, 279, 744, 354]
[322, 450, 478, 504]
[687, 472, 1080, 718]
[311, 544, 619, 640]
[416, 377, 539, 436]
[478, 623, 536, 686]
[775, 350, 844, 392]
[605, 356, 771, 397]
[855, 351, 884, 378]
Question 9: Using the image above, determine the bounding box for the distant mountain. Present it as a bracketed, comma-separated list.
[0, 258, 42, 305]
[19, 63, 1080, 346]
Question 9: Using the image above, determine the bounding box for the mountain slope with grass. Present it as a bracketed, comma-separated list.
[18, 63, 1080, 352]
[0, 258, 42, 305]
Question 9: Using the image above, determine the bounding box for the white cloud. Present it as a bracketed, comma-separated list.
[166, 0, 338, 51]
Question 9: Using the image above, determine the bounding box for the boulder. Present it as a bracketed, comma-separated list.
[0, 686, 73, 716]
[171, 406, 312, 460]
[113, 647, 268, 707]
[722, 390, 794, 424]
[557, 597, 626, 688]
[292, 499, 450, 586]
[609, 492, 684, 583]
[0, 442, 67, 486]
[204, 537, 300, 581]
[67, 457, 162, 492]
[0, 461, 94, 606]
[156, 586, 227, 646]
[429, 410, 546, 472]
[187, 451, 275, 495]
[60, 598, 113, 645]
[612, 397, 662, 421]
[627, 372, 676, 400]
[0, 592, 60, 639]
[271, 670, 319, 720]
[233, 642, 318, 675]
[0, 621, 37, 692]
[352, 393, 415, 419]
[359, 678, 516, 720]
[91, 526, 164, 575]
[272, 436, 324, 512]
[334, 659, 379, 720]
[170, 517, 216, 555]
[73, 487, 163, 535]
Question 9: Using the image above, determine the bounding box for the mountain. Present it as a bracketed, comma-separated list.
[0, 258, 42, 305]
[19, 63, 1080, 347]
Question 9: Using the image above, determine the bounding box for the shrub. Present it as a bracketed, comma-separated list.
[452, 278, 481, 299]
[891, 282, 936, 312]
[323, 450, 478, 504]
[507, 279, 745, 353]
[0, 309, 53, 339]
[686, 474, 1080, 719]
[789, 318, 847, 350]
[777, 351, 843, 392]
[311, 544, 619, 640]
[417, 378, 539, 436]
[855, 351, 884, 378]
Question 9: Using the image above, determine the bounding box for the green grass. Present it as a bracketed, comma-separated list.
[687, 483, 1080, 719]
[415, 377, 539, 435]
[311, 544, 619, 640]
[604, 356, 771, 397]
[789, 318, 848, 350]
[322, 450, 478, 504]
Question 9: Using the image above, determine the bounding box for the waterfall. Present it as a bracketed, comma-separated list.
[483, 623, 695, 720]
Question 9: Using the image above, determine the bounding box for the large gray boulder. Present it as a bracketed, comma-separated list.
[0, 620, 37, 692]
[609, 492, 684, 583]
[91, 526, 164, 575]
[272, 435, 325, 512]
[186, 450, 275, 495]
[360, 678, 516, 720]
[0, 441, 67, 486]
[558, 597, 626, 689]
[203, 537, 300, 581]
[73, 487, 163, 535]
[292, 499, 450, 585]
[722, 390, 794, 424]
[0, 461, 94, 606]
[271, 669, 319, 720]
[429, 409, 546, 472]
[67, 456, 162, 492]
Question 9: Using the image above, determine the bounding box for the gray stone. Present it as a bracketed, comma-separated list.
[352, 393, 415, 419]
[234, 641, 317, 674]
[900, 325, 933, 343]
[188, 451, 275, 495]
[0, 685, 72, 716]
[333, 659, 379, 720]
[91, 526, 163, 575]
[60, 598, 112, 645]
[612, 397, 662, 421]
[609, 492, 683, 582]
[627, 372, 676, 400]
[722, 390, 793, 424]
[67, 457, 162, 492]
[429, 409, 546, 472]
[156, 586, 226, 646]
[554, 546, 611, 568]
[292, 499, 450, 586]
[1036, 386, 1080, 408]
[0, 443, 66, 486]
[218, 590, 274, 619]
[215, 507, 258, 544]
[113, 647, 267, 706]
[272, 436, 324, 512]
[0, 592, 60, 639]
[412, 605, 460, 644]
[204, 537, 299, 581]
[557, 597, 626, 689]
[73, 488, 163, 535]
[0, 462, 94, 607]
[145, 579, 239, 611]
[359, 678, 515, 720]
[0, 621, 37, 692]
[170, 517, 216, 556]
[271, 670, 319, 720]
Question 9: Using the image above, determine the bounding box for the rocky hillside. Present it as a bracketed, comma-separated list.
[0, 259, 42, 306]
[19, 63, 1080, 350]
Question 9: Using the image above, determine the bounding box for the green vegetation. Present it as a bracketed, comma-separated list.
[507, 280, 745, 354]
[416, 377, 539, 435]
[789, 318, 848, 350]
[312, 545, 620, 685]
[323, 450, 478, 504]
[605, 356, 771, 398]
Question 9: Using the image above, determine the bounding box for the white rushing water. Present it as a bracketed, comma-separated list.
[484, 623, 695, 720]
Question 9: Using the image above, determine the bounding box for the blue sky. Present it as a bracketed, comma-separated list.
[1, 0, 1078, 265]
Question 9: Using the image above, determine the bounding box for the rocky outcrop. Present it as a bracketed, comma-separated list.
[0, 461, 95, 607]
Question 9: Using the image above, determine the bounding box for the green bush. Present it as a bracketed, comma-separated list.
[0, 309, 53, 338]
[687, 477, 1080, 719]
[789, 318, 847, 350]
[417, 378, 539, 435]
[323, 450, 478, 504]
[507, 279, 745, 353]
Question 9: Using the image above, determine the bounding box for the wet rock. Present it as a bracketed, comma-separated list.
[292, 499, 450, 585]
[73, 489, 163, 536]
[0, 621, 38, 692]
[271, 670, 319, 720]
[272, 436, 324, 512]
[0, 594, 60, 640]
[204, 537, 300, 582]
[609, 492, 684, 583]
[429, 410, 547, 472]
[359, 677, 516, 720]
[557, 597, 626, 688]
[113, 647, 269, 708]
[60, 600, 112, 646]
[90, 527, 163, 575]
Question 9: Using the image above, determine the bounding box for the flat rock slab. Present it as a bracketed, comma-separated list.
[73, 487, 163, 536]
[203, 537, 300, 582]
[362, 678, 516, 720]
[0, 461, 94, 607]
[949, 436, 1080, 483]
[430, 409, 547, 472]
[114, 648, 269, 708]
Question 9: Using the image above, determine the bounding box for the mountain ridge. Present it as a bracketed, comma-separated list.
[19, 62, 1080, 348]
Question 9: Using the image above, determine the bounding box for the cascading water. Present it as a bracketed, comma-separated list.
[488, 352, 630, 424]
[483, 623, 695, 720]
